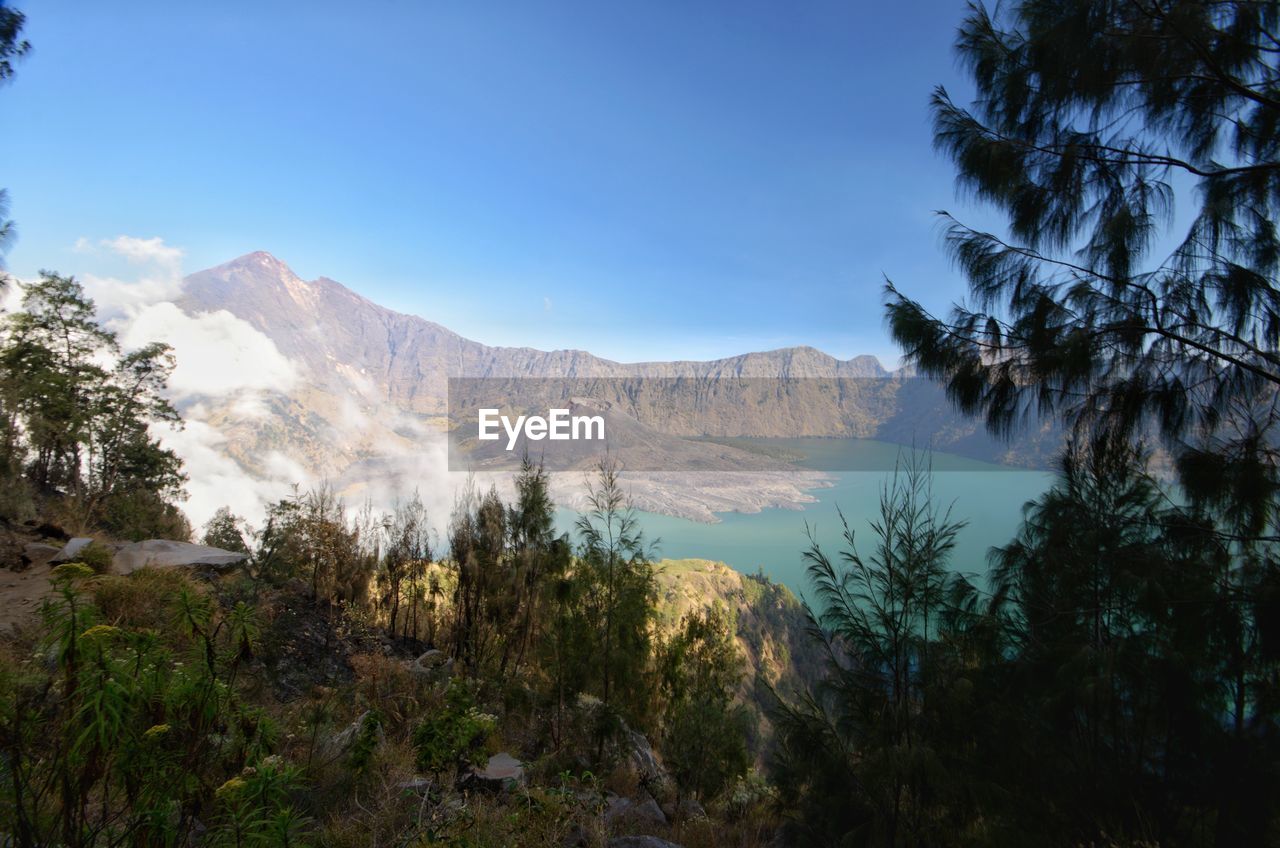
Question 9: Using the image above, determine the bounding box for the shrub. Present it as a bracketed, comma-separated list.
[412, 680, 496, 776]
[0, 469, 34, 521]
[92, 567, 198, 630]
[7, 578, 306, 846]
[75, 541, 115, 574]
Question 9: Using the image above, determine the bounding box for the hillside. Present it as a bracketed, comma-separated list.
[653, 559, 822, 758]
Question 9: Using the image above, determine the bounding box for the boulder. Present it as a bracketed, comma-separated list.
[604, 791, 667, 829]
[608, 838, 684, 848]
[50, 537, 94, 564]
[32, 521, 69, 541]
[624, 729, 672, 794]
[319, 710, 384, 763]
[415, 648, 447, 667]
[410, 648, 452, 677]
[461, 752, 525, 792]
[112, 540, 248, 575]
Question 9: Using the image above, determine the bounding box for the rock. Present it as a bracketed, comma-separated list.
[604, 791, 667, 829]
[319, 710, 384, 762]
[410, 648, 453, 680]
[461, 752, 525, 792]
[624, 729, 672, 793]
[415, 648, 448, 668]
[608, 838, 684, 848]
[33, 521, 69, 541]
[112, 540, 248, 575]
[50, 537, 94, 564]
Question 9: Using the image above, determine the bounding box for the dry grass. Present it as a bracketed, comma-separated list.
[90, 567, 200, 630]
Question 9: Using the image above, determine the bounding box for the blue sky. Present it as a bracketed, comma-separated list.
[0, 1, 996, 365]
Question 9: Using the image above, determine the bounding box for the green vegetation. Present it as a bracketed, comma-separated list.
[1, 567, 301, 846]
[885, 0, 1280, 537]
[411, 681, 494, 776]
[0, 271, 188, 538]
[770, 434, 1280, 846]
[74, 542, 114, 575]
[0, 454, 775, 847]
[657, 604, 750, 806]
[1, 2, 1278, 847]
[775, 1, 1280, 845]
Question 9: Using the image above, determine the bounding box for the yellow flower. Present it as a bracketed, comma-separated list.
[215, 777, 247, 800]
[79, 624, 119, 641]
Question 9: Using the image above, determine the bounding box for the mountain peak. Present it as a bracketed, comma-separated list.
[222, 251, 299, 277]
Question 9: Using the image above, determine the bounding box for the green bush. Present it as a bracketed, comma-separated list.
[75, 541, 115, 574]
[412, 680, 496, 776]
[5, 578, 305, 846]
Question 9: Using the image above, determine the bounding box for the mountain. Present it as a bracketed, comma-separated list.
[171, 252, 1059, 521]
[179, 251, 889, 415]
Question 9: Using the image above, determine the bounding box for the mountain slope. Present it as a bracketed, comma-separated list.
[179, 251, 890, 417]
[170, 251, 1058, 522]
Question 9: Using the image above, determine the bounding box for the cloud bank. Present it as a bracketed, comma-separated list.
[68, 236, 310, 530]
[59, 235, 460, 538]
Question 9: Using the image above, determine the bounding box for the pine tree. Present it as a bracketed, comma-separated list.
[658, 604, 750, 807]
[770, 457, 966, 847]
[575, 458, 657, 736]
[885, 0, 1280, 540]
[2, 273, 115, 493]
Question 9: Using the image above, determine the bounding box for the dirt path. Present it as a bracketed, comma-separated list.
[0, 561, 55, 633]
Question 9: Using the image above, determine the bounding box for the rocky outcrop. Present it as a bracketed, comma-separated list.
[410, 648, 453, 680]
[112, 540, 248, 575]
[50, 538, 95, 564]
[608, 837, 684, 848]
[624, 729, 670, 793]
[461, 753, 525, 792]
[22, 543, 60, 568]
[604, 792, 667, 829]
[319, 710, 384, 764]
[653, 559, 824, 762]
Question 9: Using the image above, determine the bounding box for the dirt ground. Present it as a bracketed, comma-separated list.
[0, 520, 72, 633]
[0, 558, 54, 632]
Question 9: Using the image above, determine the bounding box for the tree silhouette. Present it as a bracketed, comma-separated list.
[885, 0, 1280, 539]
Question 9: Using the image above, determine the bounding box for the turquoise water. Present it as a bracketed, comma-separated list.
[556, 439, 1055, 597]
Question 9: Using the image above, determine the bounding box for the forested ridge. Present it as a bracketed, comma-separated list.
[2, 2, 1279, 847]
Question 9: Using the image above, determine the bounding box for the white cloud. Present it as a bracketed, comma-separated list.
[87, 235, 185, 268]
[61, 234, 307, 528]
[0, 274, 26, 314]
[334, 430, 459, 540]
[120, 302, 298, 398]
[156, 419, 307, 530]
[71, 235, 187, 321]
